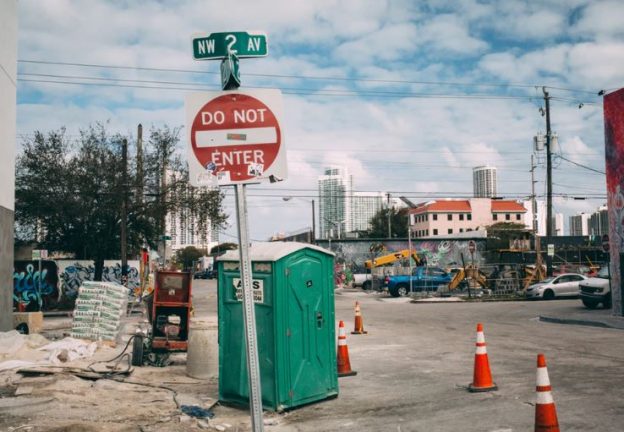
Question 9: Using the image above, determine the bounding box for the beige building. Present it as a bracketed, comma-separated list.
[409, 198, 527, 237]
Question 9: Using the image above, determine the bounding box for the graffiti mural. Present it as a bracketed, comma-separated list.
[57, 260, 140, 303]
[13, 260, 60, 311]
[604, 87, 624, 314]
[13, 260, 141, 311]
[320, 239, 485, 271]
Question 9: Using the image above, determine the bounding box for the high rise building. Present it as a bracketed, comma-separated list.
[473, 166, 497, 198]
[569, 213, 590, 236]
[318, 166, 352, 239]
[351, 192, 385, 233]
[589, 206, 609, 237]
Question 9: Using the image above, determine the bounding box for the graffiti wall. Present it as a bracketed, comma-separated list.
[13, 260, 140, 311]
[316, 239, 485, 280]
[604, 87, 624, 315]
[13, 260, 60, 311]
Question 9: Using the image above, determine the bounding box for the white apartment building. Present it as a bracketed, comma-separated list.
[318, 166, 352, 238]
[522, 200, 564, 236]
[166, 209, 219, 252]
[409, 198, 527, 237]
[473, 166, 497, 198]
[589, 206, 609, 237]
[351, 192, 385, 233]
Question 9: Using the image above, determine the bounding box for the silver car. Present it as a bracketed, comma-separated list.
[525, 273, 588, 300]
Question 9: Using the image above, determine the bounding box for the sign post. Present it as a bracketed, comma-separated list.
[188, 31, 282, 432]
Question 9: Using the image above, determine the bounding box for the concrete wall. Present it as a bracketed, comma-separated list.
[0, 1, 18, 331]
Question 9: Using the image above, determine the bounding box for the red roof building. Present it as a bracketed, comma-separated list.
[409, 198, 527, 237]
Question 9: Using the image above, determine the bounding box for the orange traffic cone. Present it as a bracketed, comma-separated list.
[337, 320, 357, 377]
[468, 323, 497, 392]
[351, 301, 368, 334]
[535, 354, 559, 432]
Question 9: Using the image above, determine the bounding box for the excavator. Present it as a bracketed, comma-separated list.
[447, 265, 489, 291]
[364, 249, 421, 269]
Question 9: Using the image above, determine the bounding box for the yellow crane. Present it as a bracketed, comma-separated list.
[364, 249, 421, 269]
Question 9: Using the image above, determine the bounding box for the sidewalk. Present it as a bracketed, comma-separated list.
[539, 305, 624, 330]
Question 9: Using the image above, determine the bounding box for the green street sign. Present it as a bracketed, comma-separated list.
[193, 31, 268, 60]
[160, 235, 172, 241]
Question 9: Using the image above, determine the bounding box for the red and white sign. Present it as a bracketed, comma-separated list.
[186, 89, 287, 186]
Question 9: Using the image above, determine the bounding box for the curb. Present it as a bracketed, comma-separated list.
[539, 315, 624, 330]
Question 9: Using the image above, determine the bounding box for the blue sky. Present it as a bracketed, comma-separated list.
[16, 0, 624, 241]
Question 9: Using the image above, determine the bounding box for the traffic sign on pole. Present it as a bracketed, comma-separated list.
[186, 89, 287, 187]
[193, 31, 268, 60]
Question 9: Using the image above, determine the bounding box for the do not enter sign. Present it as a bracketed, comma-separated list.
[186, 89, 287, 186]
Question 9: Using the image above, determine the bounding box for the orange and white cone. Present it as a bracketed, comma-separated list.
[337, 320, 357, 377]
[351, 301, 368, 334]
[535, 354, 559, 432]
[468, 323, 498, 392]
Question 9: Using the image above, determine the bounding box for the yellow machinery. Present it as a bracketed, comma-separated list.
[364, 249, 421, 269]
[448, 265, 488, 290]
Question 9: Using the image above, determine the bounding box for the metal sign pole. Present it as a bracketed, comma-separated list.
[234, 184, 264, 432]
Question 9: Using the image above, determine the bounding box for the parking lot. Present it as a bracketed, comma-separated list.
[191, 280, 624, 431]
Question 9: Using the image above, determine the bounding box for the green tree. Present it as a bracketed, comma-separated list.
[175, 246, 206, 270]
[364, 208, 408, 238]
[15, 124, 227, 280]
[210, 242, 238, 255]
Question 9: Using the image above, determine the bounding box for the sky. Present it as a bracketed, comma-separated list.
[15, 0, 624, 242]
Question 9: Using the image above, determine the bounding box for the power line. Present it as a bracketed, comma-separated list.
[18, 59, 601, 95]
[555, 154, 605, 175]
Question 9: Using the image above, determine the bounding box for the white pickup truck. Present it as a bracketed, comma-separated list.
[579, 266, 611, 309]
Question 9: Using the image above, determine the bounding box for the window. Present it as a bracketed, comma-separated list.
[426, 229, 429, 236]
[467, 214, 472, 221]
[433, 229, 438, 235]
[433, 214, 438, 221]
[448, 228, 453, 234]
[425, 214, 428, 221]
[459, 228, 464, 233]
[447, 214, 452, 221]
[459, 214, 464, 221]
[505, 213, 510, 221]
[516, 214, 521, 221]
[467, 228, 473, 232]
[493, 214, 498, 221]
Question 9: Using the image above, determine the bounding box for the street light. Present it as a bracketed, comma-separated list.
[282, 197, 316, 244]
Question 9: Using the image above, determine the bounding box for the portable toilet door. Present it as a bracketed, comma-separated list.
[281, 248, 338, 407]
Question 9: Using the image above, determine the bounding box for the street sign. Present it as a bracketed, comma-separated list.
[221, 51, 241, 90]
[160, 235, 172, 241]
[468, 240, 476, 254]
[32, 249, 48, 260]
[193, 31, 268, 60]
[547, 244, 555, 257]
[602, 234, 610, 252]
[186, 89, 287, 187]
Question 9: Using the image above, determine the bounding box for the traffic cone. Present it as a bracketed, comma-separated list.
[535, 354, 559, 432]
[351, 301, 368, 334]
[468, 323, 498, 392]
[337, 320, 357, 377]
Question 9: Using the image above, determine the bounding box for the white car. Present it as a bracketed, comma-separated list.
[579, 266, 611, 309]
[525, 273, 588, 300]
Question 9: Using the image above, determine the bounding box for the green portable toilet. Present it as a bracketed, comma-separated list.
[217, 242, 338, 412]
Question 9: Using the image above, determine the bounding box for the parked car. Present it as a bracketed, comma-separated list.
[385, 266, 452, 297]
[579, 266, 611, 309]
[525, 273, 587, 300]
[194, 269, 218, 280]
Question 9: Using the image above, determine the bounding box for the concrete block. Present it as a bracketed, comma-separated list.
[13, 312, 43, 334]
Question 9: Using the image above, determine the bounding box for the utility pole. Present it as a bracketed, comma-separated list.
[386, 192, 391, 238]
[160, 143, 168, 267]
[136, 124, 143, 205]
[543, 87, 553, 276]
[121, 139, 128, 285]
[531, 155, 543, 277]
[311, 199, 316, 244]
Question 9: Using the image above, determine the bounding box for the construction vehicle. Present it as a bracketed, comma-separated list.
[364, 249, 421, 269]
[448, 265, 489, 290]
